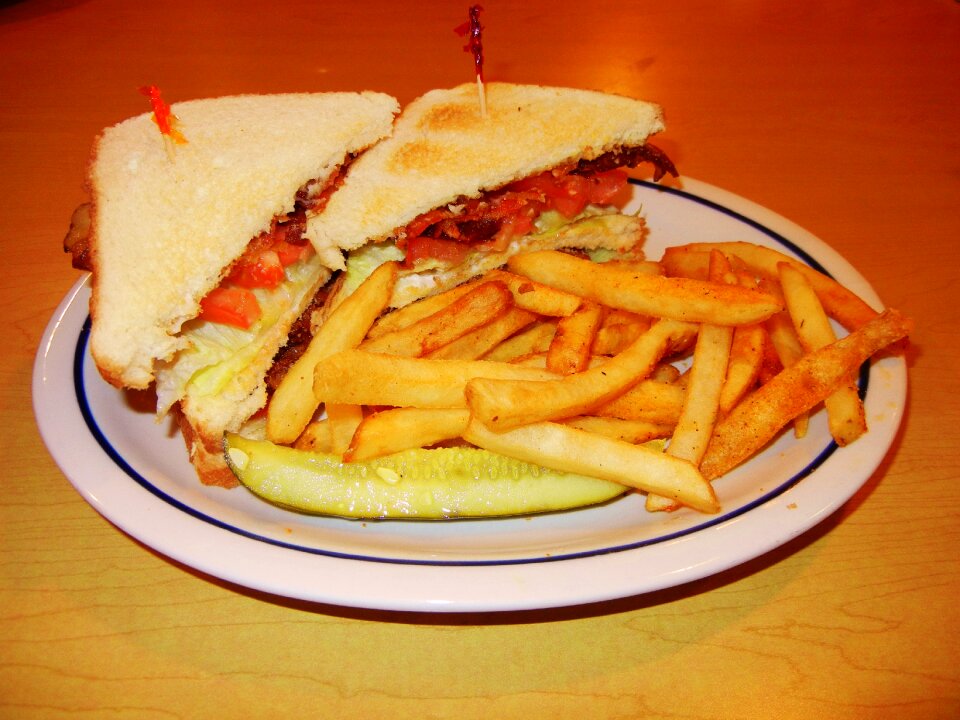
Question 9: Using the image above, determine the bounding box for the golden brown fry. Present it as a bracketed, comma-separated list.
[360, 281, 512, 357]
[427, 307, 538, 360]
[700, 309, 912, 480]
[659, 248, 710, 280]
[366, 279, 482, 339]
[648, 251, 735, 512]
[546, 301, 604, 375]
[345, 408, 470, 462]
[466, 319, 696, 431]
[313, 350, 556, 409]
[325, 403, 364, 456]
[592, 318, 653, 356]
[267, 261, 398, 445]
[485, 269, 583, 316]
[718, 323, 766, 415]
[563, 416, 673, 444]
[778, 262, 867, 446]
[666, 242, 880, 330]
[483, 320, 557, 361]
[464, 419, 719, 514]
[293, 420, 333, 453]
[508, 250, 782, 326]
[592, 379, 686, 424]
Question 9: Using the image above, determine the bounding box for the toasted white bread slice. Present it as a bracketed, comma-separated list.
[305, 82, 666, 264]
[87, 91, 399, 389]
[82, 92, 399, 485]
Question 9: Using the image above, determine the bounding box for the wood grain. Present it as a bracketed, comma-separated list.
[2, 0, 958, 717]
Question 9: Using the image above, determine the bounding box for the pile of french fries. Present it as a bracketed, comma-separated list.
[264, 241, 912, 515]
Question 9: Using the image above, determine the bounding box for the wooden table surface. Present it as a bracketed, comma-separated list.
[2, 0, 958, 717]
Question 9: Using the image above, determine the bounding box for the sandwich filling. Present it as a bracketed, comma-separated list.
[334, 143, 677, 309]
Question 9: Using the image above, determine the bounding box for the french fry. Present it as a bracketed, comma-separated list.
[466, 319, 696, 431]
[464, 418, 719, 514]
[509, 250, 782, 326]
[366, 279, 482, 339]
[313, 350, 556, 409]
[700, 309, 912, 480]
[563, 416, 673, 444]
[717, 323, 766, 415]
[483, 319, 557, 361]
[592, 379, 686, 425]
[427, 307, 538, 360]
[293, 419, 334, 453]
[267, 261, 398, 445]
[666, 242, 880, 330]
[325, 403, 364, 456]
[778, 262, 867, 446]
[600, 259, 666, 276]
[649, 363, 682, 384]
[485, 269, 583, 316]
[592, 314, 653, 355]
[648, 251, 735, 511]
[546, 301, 604, 374]
[360, 281, 513, 357]
[659, 247, 709, 280]
[345, 408, 470, 462]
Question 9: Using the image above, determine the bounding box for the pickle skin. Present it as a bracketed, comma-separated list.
[224, 434, 627, 519]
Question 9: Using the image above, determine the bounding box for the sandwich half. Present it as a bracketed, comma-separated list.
[305, 82, 676, 309]
[65, 92, 399, 486]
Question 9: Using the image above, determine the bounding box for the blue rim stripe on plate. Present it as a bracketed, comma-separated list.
[72, 180, 868, 567]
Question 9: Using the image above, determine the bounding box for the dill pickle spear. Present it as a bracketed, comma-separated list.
[224, 434, 627, 519]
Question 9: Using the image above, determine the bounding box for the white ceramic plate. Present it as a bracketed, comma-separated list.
[33, 178, 907, 613]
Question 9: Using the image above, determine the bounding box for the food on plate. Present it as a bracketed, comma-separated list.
[241, 233, 909, 519]
[63, 92, 399, 486]
[224, 433, 628, 519]
[268, 81, 677, 447]
[699, 308, 912, 479]
[303, 81, 676, 307]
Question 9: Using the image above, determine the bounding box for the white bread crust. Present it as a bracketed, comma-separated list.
[305, 83, 665, 262]
[87, 92, 399, 389]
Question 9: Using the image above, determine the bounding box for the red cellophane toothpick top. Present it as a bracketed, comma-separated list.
[138, 85, 188, 152]
[454, 5, 486, 117]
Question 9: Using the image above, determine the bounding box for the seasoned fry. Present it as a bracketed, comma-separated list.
[367, 279, 482, 339]
[778, 262, 867, 446]
[592, 379, 686, 424]
[666, 242, 879, 330]
[485, 269, 583, 316]
[293, 419, 334, 453]
[267, 261, 398, 445]
[326, 403, 364, 456]
[466, 319, 696, 431]
[508, 250, 782, 326]
[592, 315, 653, 355]
[648, 251, 735, 511]
[546, 301, 604, 374]
[313, 350, 556, 409]
[483, 320, 557, 361]
[718, 323, 766, 415]
[700, 309, 912, 480]
[345, 408, 470, 462]
[361, 281, 513, 357]
[563, 416, 673, 444]
[464, 419, 719, 514]
[427, 307, 538, 360]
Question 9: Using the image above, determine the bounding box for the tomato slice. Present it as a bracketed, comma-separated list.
[274, 238, 313, 266]
[586, 169, 629, 205]
[226, 250, 285, 289]
[404, 236, 473, 269]
[199, 287, 262, 329]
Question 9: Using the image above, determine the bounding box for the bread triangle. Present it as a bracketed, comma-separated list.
[305, 83, 665, 262]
